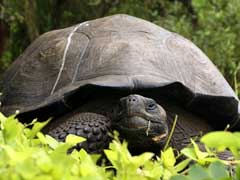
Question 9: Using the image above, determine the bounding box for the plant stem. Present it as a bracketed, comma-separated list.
[164, 115, 178, 151]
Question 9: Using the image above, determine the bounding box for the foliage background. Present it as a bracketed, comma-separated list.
[1, 0, 240, 93]
[1, 113, 240, 180]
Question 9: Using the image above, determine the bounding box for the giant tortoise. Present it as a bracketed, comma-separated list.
[1, 14, 239, 154]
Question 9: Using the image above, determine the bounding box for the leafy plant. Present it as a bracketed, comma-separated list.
[0, 112, 240, 180]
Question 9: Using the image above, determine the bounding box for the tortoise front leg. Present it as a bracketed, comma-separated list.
[43, 112, 111, 153]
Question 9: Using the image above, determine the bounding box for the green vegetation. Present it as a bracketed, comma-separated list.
[1, 0, 240, 91]
[0, 113, 239, 180]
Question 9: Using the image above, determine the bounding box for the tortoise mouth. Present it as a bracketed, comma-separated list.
[113, 115, 169, 152]
[119, 116, 153, 129]
[113, 115, 168, 138]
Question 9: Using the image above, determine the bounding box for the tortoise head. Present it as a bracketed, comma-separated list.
[112, 94, 169, 154]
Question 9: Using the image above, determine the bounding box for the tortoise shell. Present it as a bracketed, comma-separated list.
[1, 14, 239, 129]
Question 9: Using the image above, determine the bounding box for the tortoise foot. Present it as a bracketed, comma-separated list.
[44, 112, 111, 153]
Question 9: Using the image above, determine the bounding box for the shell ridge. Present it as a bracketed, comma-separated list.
[50, 23, 87, 95]
[71, 33, 90, 83]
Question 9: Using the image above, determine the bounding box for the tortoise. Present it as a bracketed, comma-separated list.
[1, 14, 239, 154]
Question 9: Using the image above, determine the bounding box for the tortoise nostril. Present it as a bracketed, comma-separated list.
[128, 96, 137, 102]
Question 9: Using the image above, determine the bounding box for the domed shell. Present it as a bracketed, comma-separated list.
[1, 14, 239, 128]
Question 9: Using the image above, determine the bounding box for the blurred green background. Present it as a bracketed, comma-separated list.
[0, 0, 240, 94]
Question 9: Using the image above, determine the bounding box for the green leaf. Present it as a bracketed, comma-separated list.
[131, 152, 154, 167]
[36, 132, 47, 144]
[188, 164, 210, 180]
[1, 144, 28, 164]
[65, 134, 86, 145]
[35, 151, 53, 173]
[235, 164, 240, 180]
[16, 158, 39, 179]
[208, 161, 229, 179]
[25, 119, 50, 139]
[1, 115, 24, 145]
[170, 175, 190, 180]
[191, 140, 208, 160]
[161, 147, 176, 168]
[201, 131, 240, 151]
[104, 149, 118, 167]
[45, 134, 60, 149]
[174, 159, 191, 172]
[181, 148, 197, 161]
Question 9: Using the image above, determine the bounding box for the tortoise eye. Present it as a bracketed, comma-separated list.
[147, 103, 157, 111]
